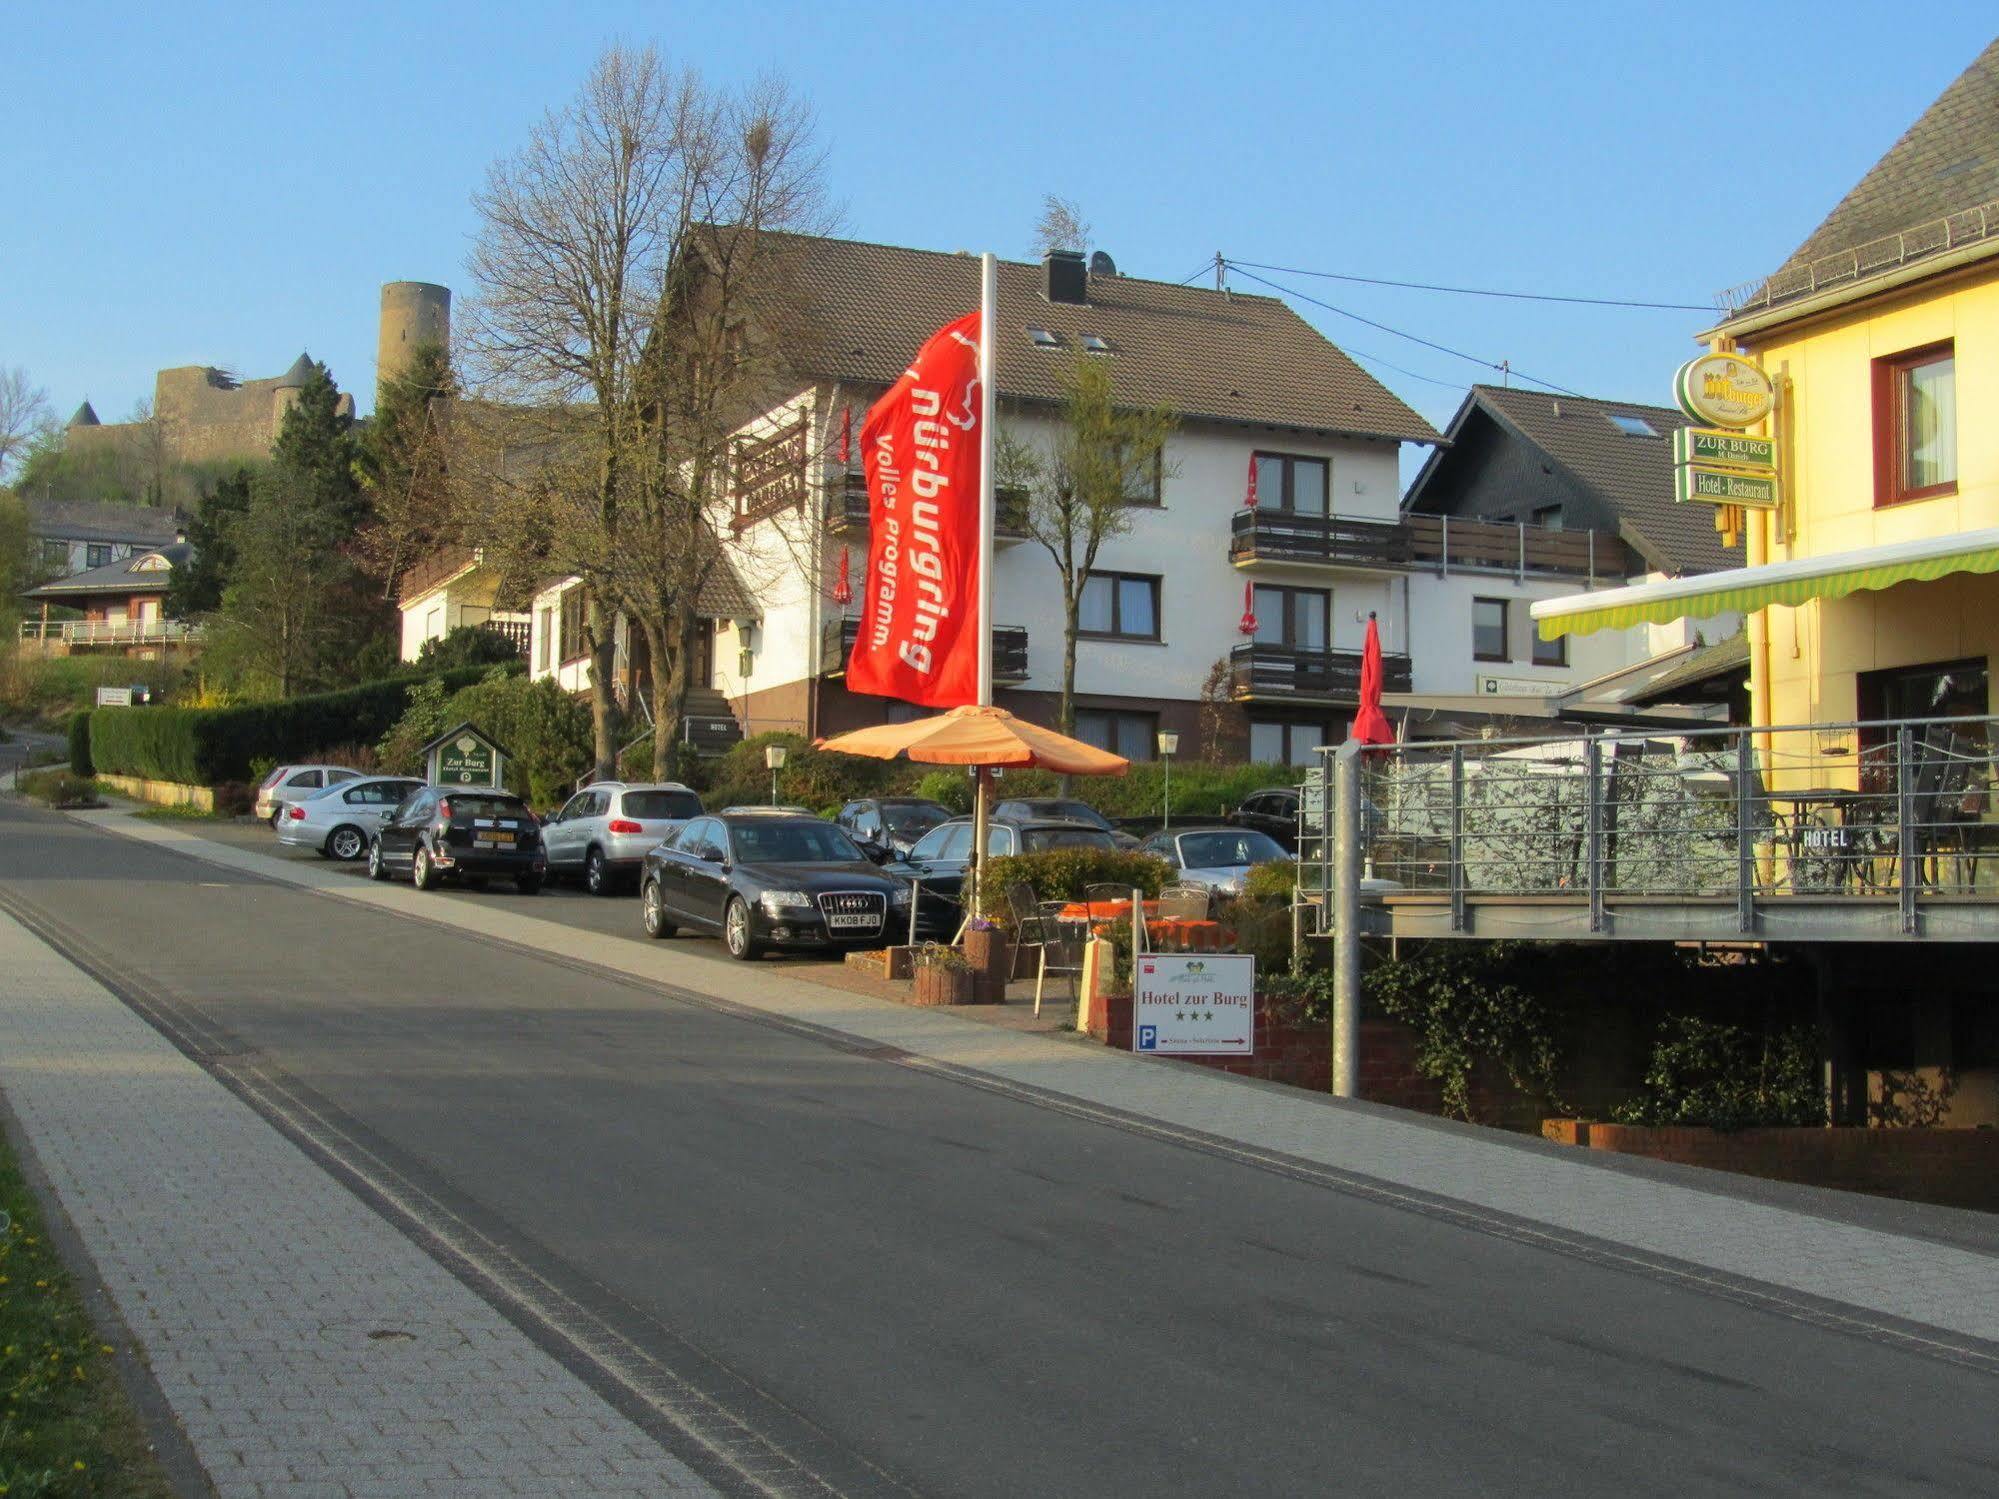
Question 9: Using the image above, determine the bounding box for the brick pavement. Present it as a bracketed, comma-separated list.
[0, 907, 719, 1499]
[82, 809, 1999, 1352]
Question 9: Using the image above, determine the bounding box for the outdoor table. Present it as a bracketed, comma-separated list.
[1055, 900, 1232, 951]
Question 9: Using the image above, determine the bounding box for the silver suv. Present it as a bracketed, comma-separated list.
[542, 781, 703, 894]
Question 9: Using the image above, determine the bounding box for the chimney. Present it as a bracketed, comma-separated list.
[1044, 249, 1087, 305]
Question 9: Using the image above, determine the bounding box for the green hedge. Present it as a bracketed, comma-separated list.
[984, 848, 1172, 912]
[89, 664, 516, 785]
[68, 710, 93, 777]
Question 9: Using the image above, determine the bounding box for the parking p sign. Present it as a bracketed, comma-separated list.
[1132, 954, 1254, 1056]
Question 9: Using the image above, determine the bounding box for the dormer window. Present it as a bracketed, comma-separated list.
[1606, 413, 1659, 438]
[1081, 334, 1112, 354]
[1027, 327, 1061, 350]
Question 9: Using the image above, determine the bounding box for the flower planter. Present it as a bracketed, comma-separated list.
[911, 965, 977, 1006]
[845, 946, 916, 981]
[963, 927, 1013, 1002]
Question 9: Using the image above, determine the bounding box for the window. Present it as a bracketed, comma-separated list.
[1078, 571, 1160, 640]
[1250, 720, 1325, 766]
[536, 607, 552, 672]
[1252, 586, 1329, 650]
[1081, 334, 1112, 354]
[1874, 341, 1956, 505]
[86, 543, 112, 569]
[1606, 413, 1659, 438]
[1119, 442, 1162, 505]
[1532, 504, 1564, 531]
[1473, 598, 1510, 662]
[884, 700, 923, 724]
[41, 539, 68, 569]
[1075, 708, 1158, 761]
[559, 587, 585, 663]
[1253, 452, 1329, 515]
[1027, 326, 1060, 349]
[1532, 628, 1568, 668]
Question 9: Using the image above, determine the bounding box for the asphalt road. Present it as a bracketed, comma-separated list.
[5, 798, 1999, 1497]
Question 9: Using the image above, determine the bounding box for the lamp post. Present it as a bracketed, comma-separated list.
[1157, 730, 1179, 830]
[765, 743, 787, 807]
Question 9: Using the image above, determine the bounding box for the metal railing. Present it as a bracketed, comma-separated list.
[819, 617, 1029, 682]
[1301, 716, 1999, 937]
[822, 472, 1029, 539]
[18, 619, 201, 646]
[1229, 641, 1411, 703]
[1229, 508, 1615, 579]
[1716, 198, 1999, 318]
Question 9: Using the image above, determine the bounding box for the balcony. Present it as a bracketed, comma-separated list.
[19, 619, 201, 651]
[822, 471, 1031, 547]
[1230, 508, 1619, 579]
[1228, 641, 1411, 705]
[820, 617, 1029, 684]
[479, 615, 531, 660]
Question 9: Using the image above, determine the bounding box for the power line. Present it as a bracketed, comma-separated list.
[1226, 257, 1713, 312]
[1224, 262, 1582, 396]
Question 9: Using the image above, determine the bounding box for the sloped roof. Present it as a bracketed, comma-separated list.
[67, 400, 100, 428]
[1622, 633, 1751, 707]
[752, 232, 1439, 444]
[1785, 40, 1999, 268]
[25, 542, 191, 599]
[24, 499, 181, 546]
[1429, 385, 1737, 575]
[276, 353, 316, 389]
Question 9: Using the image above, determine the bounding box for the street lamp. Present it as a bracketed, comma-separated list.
[1157, 730, 1180, 830]
[765, 743, 788, 806]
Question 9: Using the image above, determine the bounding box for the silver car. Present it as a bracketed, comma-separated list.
[1138, 827, 1290, 896]
[542, 781, 703, 894]
[277, 776, 426, 861]
[255, 763, 365, 824]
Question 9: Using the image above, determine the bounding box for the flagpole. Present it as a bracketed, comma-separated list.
[971, 253, 998, 922]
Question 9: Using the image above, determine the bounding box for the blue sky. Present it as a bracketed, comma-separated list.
[6, 2, 1993, 481]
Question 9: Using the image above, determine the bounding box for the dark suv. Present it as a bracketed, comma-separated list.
[1228, 787, 1300, 852]
[368, 786, 546, 894]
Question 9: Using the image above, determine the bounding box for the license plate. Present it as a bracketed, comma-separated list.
[826, 912, 878, 930]
[475, 833, 515, 848]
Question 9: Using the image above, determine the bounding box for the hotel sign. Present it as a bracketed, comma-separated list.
[1676, 464, 1779, 510]
[1673, 428, 1775, 472]
[1673, 355, 1775, 429]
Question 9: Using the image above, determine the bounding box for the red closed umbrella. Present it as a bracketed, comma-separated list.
[1351, 611, 1394, 746]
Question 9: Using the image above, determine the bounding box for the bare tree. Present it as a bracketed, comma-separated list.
[1000, 355, 1176, 734]
[0, 367, 52, 482]
[1033, 195, 1091, 257]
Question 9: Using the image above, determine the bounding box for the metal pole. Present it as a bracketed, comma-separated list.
[976, 253, 997, 707]
[971, 765, 991, 922]
[1897, 724, 1917, 935]
[908, 876, 920, 948]
[1332, 741, 1362, 1098]
[1585, 735, 1604, 933]
[770, 767, 778, 806]
[1448, 745, 1467, 933]
[1162, 752, 1171, 831]
[1735, 729, 1756, 934]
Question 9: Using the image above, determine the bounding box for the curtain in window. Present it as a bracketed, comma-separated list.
[1904, 356, 1956, 490]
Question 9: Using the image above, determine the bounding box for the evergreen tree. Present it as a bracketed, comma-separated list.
[268, 363, 364, 528]
[357, 341, 456, 596]
[165, 467, 253, 619]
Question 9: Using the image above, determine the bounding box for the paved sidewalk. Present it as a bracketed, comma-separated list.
[83, 808, 1999, 1352]
[0, 908, 719, 1499]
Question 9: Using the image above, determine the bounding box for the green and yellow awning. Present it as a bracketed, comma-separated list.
[1532, 528, 1999, 639]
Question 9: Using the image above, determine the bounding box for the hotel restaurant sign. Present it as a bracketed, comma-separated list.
[1672, 354, 1780, 511]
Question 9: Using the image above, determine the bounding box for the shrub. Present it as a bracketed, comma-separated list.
[376, 668, 591, 808]
[418, 624, 527, 672]
[0, 656, 177, 724]
[984, 847, 1171, 911]
[717, 731, 909, 812]
[914, 768, 974, 813]
[1241, 859, 1297, 902]
[1612, 1016, 1821, 1131]
[68, 709, 93, 776]
[16, 768, 100, 807]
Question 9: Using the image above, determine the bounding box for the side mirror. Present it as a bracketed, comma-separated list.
[378, 809, 396, 824]
[700, 845, 725, 864]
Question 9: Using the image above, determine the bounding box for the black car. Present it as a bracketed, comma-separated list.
[367, 786, 545, 893]
[902, 817, 1119, 907]
[990, 797, 1140, 848]
[639, 812, 941, 960]
[834, 796, 953, 856]
[1228, 787, 1300, 852]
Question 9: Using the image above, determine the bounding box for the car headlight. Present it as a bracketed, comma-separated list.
[759, 889, 814, 912]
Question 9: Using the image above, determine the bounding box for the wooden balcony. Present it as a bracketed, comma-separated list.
[1228, 641, 1412, 705]
[1230, 510, 1411, 570]
[820, 617, 1029, 684]
[822, 472, 1030, 547]
[1231, 507, 1621, 579]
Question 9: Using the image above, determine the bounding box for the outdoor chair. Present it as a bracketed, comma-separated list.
[1081, 882, 1144, 946]
[1156, 884, 1213, 921]
[1004, 881, 1081, 1017]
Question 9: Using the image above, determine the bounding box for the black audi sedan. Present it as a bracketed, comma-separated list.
[367, 785, 545, 893]
[639, 812, 943, 959]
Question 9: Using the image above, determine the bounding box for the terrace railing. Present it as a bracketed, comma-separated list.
[19, 619, 201, 647]
[1230, 508, 1618, 579]
[1229, 642, 1411, 704]
[819, 617, 1029, 683]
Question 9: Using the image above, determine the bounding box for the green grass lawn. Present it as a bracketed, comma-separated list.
[129, 805, 227, 823]
[0, 1120, 177, 1498]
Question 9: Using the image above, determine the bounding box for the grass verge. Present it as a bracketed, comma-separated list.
[10, 772, 101, 810]
[0, 1114, 178, 1498]
[130, 806, 226, 823]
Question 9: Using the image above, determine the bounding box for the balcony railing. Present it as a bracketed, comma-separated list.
[19, 619, 201, 647]
[822, 471, 1030, 543]
[820, 617, 1028, 684]
[1230, 508, 1618, 579]
[1302, 715, 1999, 942]
[1228, 641, 1411, 704]
[480, 616, 531, 660]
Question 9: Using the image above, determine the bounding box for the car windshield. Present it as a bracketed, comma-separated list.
[1033, 801, 1108, 829]
[729, 820, 866, 864]
[882, 804, 948, 838]
[622, 790, 701, 820]
[441, 796, 526, 820]
[1177, 830, 1287, 868]
[1021, 826, 1115, 854]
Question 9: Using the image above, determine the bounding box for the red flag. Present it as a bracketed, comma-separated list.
[848, 311, 983, 707]
[1238, 579, 1258, 636]
[1244, 451, 1258, 508]
[836, 405, 853, 465]
[1351, 613, 1395, 746]
[831, 546, 852, 605]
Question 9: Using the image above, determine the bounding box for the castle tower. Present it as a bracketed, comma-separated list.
[377, 281, 452, 398]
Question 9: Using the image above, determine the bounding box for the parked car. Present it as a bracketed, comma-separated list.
[991, 797, 1140, 848]
[367, 786, 545, 893]
[255, 764, 365, 825]
[1228, 787, 1301, 852]
[541, 781, 702, 894]
[901, 817, 1120, 908]
[834, 796, 952, 856]
[638, 812, 937, 959]
[276, 776, 426, 861]
[1139, 827, 1290, 896]
[718, 804, 818, 817]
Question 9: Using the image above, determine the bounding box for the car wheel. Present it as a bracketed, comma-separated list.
[516, 875, 542, 895]
[723, 897, 762, 961]
[366, 839, 389, 882]
[641, 878, 676, 938]
[585, 846, 612, 897]
[412, 846, 436, 891]
[326, 825, 366, 862]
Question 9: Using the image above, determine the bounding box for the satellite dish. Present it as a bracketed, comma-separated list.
[1089, 250, 1117, 278]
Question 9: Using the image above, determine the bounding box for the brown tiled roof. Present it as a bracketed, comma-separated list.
[1784, 40, 1999, 269]
[754, 233, 1438, 444]
[1468, 386, 1738, 575]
